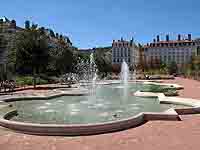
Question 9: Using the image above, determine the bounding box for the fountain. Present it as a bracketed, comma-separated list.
[120, 60, 130, 100]
[89, 53, 98, 97]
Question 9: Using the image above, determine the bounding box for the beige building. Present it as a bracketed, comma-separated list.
[112, 38, 139, 71]
[0, 17, 23, 65]
[143, 34, 200, 68]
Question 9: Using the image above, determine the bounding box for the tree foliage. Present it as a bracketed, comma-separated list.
[93, 47, 112, 78]
[9, 23, 49, 87]
[167, 61, 178, 75]
[48, 38, 78, 75]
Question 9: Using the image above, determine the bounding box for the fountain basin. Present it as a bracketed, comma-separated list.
[7, 83, 168, 125]
[0, 107, 179, 136]
[0, 82, 199, 136]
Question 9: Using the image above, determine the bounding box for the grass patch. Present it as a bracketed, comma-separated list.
[141, 84, 178, 96]
[16, 76, 49, 86]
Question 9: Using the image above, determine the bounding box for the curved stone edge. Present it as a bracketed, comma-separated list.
[142, 81, 184, 90]
[134, 81, 200, 115]
[0, 107, 180, 136]
[0, 90, 89, 103]
[134, 91, 200, 115]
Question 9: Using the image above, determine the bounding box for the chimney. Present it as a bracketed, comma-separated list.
[156, 35, 160, 42]
[112, 40, 115, 46]
[130, 37, 134, 44]
[10, 20, 16, 29]
[188, 34, 192, 41]
[56, 33, 59, 38]
[153, 39, 156, 43]
[121, 37, 123, 41]
[178, 34, 181, 41]
[166, 35, 169, 41]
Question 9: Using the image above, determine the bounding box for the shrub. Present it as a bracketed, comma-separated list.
[164, 90, 178, 96]
[16, 76, 49, 86]
[141, 84, 178, 96]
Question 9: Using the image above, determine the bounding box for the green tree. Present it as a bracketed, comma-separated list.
[167, 61, 178, 75]
[49, 29, 55, 37]
[48, 37, 78, 75]
[14, 23, 49, 88]
[160, 63, 168, 74]
[25, 20, 30, 29]
[94, 47, 112, 78]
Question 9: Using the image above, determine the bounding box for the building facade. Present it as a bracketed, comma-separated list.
[112, 38, 139, 71]
[0, 17, 23, 65]
[0, 17, 73, 66]
[143, 34, 199, 68]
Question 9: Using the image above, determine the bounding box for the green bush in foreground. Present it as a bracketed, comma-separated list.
[141, 84, 178, 96]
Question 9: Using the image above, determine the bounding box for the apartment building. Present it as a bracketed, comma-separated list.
[0, 17, 23, 65]
[112, 38, 139, 71]
[143, 34, 198, 68]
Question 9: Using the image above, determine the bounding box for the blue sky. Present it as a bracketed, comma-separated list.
[1, 0, 200, 48]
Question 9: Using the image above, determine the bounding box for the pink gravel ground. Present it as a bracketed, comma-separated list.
[0, 77, 200, 150]
[162, 77, 200, 99]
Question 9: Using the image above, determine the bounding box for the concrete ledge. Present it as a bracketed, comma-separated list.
[0, 108, 180, 136]
[135, 91, 200, 116]
[0, 110, 145, 136]
[0, 90, 88, 103]
[175, 107, 200, 115]
[144, 109, 181, 121]
[142, 81, 184, 90]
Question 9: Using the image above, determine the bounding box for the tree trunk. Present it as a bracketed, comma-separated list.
[33, 67, 37, 89]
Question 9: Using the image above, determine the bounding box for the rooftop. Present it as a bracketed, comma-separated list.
[144, 39, 195, 48]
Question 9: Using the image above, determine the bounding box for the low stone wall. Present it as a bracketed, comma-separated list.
[0, 107, 181, 136]
[175, 107, 200, 115]
[0, 110, 145, 136]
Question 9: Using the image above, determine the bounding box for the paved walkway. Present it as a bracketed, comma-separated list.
[162, 77, 200, 100]
[0, 77, 200, 150]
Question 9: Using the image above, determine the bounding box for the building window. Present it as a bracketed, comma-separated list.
[168, 56, 171, 62]
[128, 49, 130, 56]
[197, 46, 200, 56]
[124, 49, 127, 57]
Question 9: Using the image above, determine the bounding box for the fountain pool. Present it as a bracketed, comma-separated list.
[9, 83, 168, 124]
